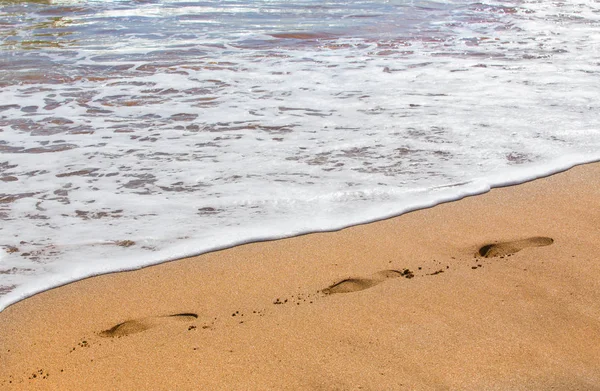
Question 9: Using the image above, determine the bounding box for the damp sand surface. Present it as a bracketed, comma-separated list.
[1, 162, 600, 390]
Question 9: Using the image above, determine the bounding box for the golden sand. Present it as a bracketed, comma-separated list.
[1, 162, 599, 390]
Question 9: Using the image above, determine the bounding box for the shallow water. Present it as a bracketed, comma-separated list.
[1, 0, 599, 310]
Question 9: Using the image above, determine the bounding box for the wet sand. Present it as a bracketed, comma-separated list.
[1, 162, 599, 390]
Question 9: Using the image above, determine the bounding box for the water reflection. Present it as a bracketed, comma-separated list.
[0, 0, 80, 50]
[0, 0, 82, 4]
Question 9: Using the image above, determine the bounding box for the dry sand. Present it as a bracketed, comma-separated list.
[1, 162, 599, 390]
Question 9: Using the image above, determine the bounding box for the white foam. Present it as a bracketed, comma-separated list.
[1, 0, 599, 311]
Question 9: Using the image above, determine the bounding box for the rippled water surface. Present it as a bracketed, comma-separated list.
[1, 0, 599, 309]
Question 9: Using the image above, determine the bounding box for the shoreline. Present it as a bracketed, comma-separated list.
[1, 162, 600, 390]
[2, 156, 597, 314]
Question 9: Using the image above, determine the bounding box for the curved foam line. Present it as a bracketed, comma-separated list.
[2, 155, 598, 312]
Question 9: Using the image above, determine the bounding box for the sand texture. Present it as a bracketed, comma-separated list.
[1, 162, 600, 390]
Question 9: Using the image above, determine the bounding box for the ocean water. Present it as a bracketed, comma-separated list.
[0, 0, 599, 311]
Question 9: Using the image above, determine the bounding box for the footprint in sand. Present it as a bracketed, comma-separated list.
[478, 237, 553, 258]
[322, 269, 413, 295]
[99, 313, 198, 338]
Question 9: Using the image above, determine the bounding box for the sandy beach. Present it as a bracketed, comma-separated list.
[1, 162, 599, 390]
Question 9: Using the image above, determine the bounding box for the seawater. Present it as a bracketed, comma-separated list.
[1, 0, 599, 311]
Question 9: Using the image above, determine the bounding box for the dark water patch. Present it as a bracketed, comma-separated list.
[56, 169, 99, 178]
[115, 240, 135, 247]
[0, 161, 18, 172]
[0, 193, 37, 204]
[197, 207, 221, 215]
[0, 105, 20, 112]
[24, 144, 78, 153]
[21, 106, 38, 113]
[0, 267, 35, 275]
[1, 246, 19, 254]
[506, 152, 534, 165]
[170, 113, 198, 121]
[159, 182, 208, 193]
[270, 32, 339, 40]
[0, 285, 16, 295]
[121, 174, 157, 190]
[75, 209, 124, 220]
[345, 14, 384, 19]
